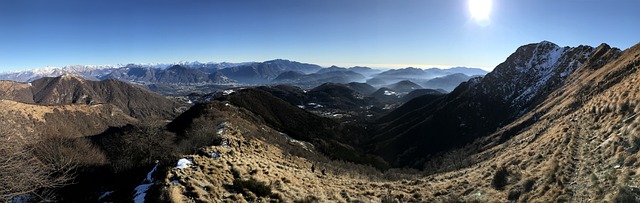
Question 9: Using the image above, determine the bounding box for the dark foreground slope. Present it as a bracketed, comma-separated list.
[0, 75, 184, 202]
[221, 88, 386, 167]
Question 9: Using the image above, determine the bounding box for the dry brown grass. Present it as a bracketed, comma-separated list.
[0, 100, 137, 138]
[158, 44, 640, 202]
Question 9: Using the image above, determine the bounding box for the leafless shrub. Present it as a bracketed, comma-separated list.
[96, 121, 178, 172]
[423, 146, 478, 175]
[32, 135, 107, 175]
[178, 116, 223, 154]
[383, 168, 421, 181]
[0, 126, 72, 202]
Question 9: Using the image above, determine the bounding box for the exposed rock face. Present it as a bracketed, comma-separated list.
[478, 41, 599, 110]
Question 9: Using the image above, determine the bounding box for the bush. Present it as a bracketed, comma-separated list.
[294, 196, 320, 203]
[0, 129, 72, 202]
[177, 117, 222, 154]
[492, 167, 508, 190]
[630, 136, 640, 153]
[233, 178, 272, 198]
[522, 178, 536, 192]
[613, 187, 638, 203]
[93, 123, 178, 172]
[32, 136, 107, 174]
[381, 195, 395, 203]
[507, 188, 521, 201]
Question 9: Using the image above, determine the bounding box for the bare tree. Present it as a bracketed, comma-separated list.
[0, 125, 72, 202]
[0, 81, 16, 100]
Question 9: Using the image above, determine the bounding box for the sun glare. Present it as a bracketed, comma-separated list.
[469, 0, 492, 26]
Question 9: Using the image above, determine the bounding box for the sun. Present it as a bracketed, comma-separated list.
[469, 0, 492, 25]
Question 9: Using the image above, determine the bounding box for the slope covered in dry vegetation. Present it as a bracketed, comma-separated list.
[153, 41, 640, 202]
[1, 41, 639, 202]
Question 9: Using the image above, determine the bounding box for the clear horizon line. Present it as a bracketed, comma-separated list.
[316, 62, 492, 71]
[1, 60, 494, 73]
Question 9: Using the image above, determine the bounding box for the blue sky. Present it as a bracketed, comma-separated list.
[0, 0, 638, 71]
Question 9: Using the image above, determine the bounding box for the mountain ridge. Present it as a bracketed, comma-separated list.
[2, 74, 178, 120]
[370, 41, 609, 168]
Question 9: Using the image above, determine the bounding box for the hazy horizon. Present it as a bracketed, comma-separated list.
[1, 0, 638, 72]
[0, 59, 496, 73]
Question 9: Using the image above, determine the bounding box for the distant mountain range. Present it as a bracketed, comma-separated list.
[0, 60, 487, 94]
[0, 62, 251, 82]
[365, 67, 488, 92]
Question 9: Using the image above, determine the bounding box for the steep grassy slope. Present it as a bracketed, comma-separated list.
[0, 100, 137, 139]
[151, 41, 640, 202]
[2, 74, 178, 120]
[158, 101, 420, 202]
[410, 41, 640, 202]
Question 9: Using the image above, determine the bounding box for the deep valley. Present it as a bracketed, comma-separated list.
[2, 41, 640, 203]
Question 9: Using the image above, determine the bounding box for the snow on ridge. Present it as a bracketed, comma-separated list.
[383, 90, 398, 96]
[512, 45, 566, 105]
[222, 89, 235, 95]
[133, 164, 158, 203]
[0, 61, 249, 81]
[280, 132, 314, 151]
[511, 44, 595, 107]
[98, 191, 113, 201]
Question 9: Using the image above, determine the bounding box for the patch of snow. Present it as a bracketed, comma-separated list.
[133, 164, 158, 203]
[510, 44, 578, 107]
[133, 183, 152, 203]
[222, 89, 235, 95]
[216, 122, 228, 135]
[98, 191, 113, 201]
[383, 90, 397, 96]
[145, 164, 157, 181]
[10, 194, 32, 203]
[203, 95, 213, 101]
[187, 100, 192, 104]
[280, 132, 314, 151]
[297, 105, 305, 109]
[176, 158, 193, 169]
[559, 71, 569, 78]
